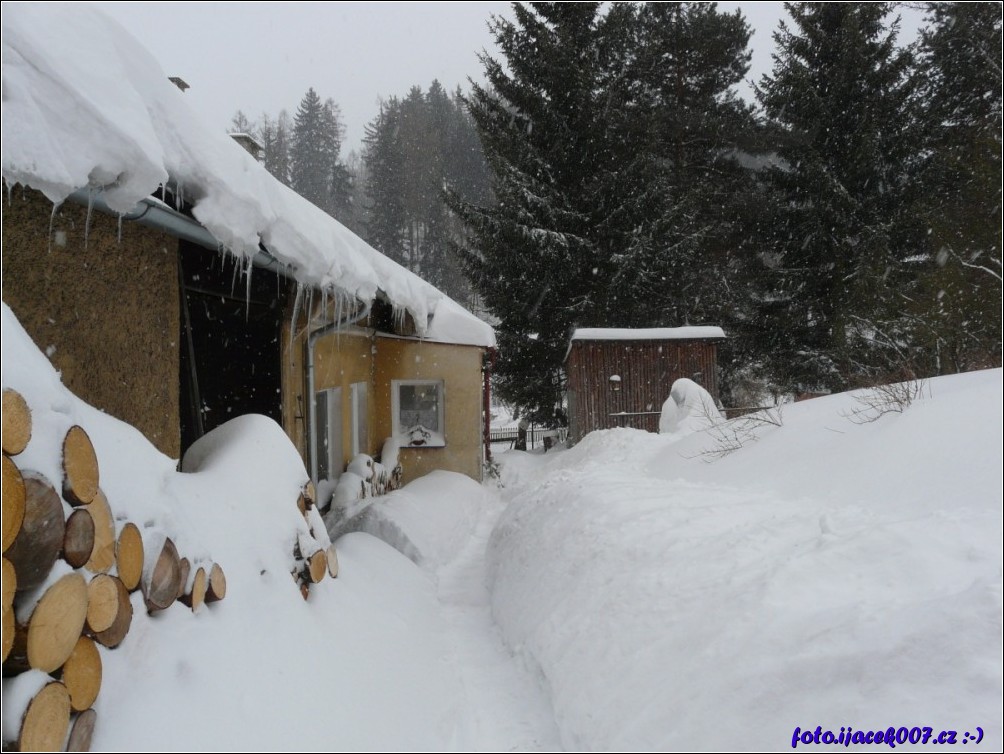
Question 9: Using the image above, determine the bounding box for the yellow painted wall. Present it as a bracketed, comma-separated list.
[281, 319, 486, 485]
[373, 337, 484, 484]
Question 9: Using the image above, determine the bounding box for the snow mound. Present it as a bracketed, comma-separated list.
[0, 302, 472, 749]
[658, 376, 723, 435]
[356, 471, 488, 572]
[489, 369, 1003, 750]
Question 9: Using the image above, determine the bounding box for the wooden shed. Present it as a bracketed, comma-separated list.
[564, 327, 725, 443]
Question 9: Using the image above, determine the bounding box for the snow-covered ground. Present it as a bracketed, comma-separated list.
[488, 370, 1003, 750]
[3, 299, 1000, 750]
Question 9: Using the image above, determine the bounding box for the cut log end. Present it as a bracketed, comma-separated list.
[307, 549, 327, 584]
[2, 389, 32, 456]
[179, 566, 207, 612]
[86, 574, 120, 635]
[115, 523, 144, 592]
[27, 573, 89, 673]
[2, 557, 16, 611]
[7, 471, 64, 593]
[326, 545, 339, 578]
[61, 636, 102, 712]
[66, 708, 98, 753]
[83, 491, 115, 574]
[92, 576, 132, 649]
[205, 563, 226, 603]
[62, 508, 96, 569]
[2, 455, 27, 553]
[62, 426, 99, 506]
[2, 605, 14, 664]
[175, 558, 191, 602]
[143, 537, 181, 614]
[18, 681, 71, 753]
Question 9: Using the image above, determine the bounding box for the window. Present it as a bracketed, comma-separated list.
[312, 387, 342, 482]
[391, 380, 445, 447]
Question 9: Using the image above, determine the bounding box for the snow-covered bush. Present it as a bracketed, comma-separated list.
[658, 378, 723, 435]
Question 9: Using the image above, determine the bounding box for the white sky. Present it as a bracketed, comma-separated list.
[90, 2, 924, 155]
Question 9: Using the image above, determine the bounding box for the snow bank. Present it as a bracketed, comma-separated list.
[0, 302, 472, 749]
[488, 370, 1003, 750]
[0, 3, 493, 348]
[356, 471, 489, 572]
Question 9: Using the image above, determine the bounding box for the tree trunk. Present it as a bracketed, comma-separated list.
[83, 491, 115, 575]
[62, 509, 95, 569]
[2, 455, 26, 553]
[115, 523, 144, 592]
[142, 537, 182, 613]
[6, 471, 64, 592]
[65, 709, 97, 752]
[2, 388, 32, 456]
[62, 426, 100, 506]
[59, 636, 102, 712]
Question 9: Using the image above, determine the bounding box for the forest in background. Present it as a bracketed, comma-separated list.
[228, 2, 1002, 425]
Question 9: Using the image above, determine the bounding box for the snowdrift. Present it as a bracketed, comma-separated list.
[489, 370, 1003, 750]
[0, 302, 469, 750]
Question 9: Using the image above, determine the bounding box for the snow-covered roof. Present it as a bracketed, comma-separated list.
[571, 327, 726, 342]
[0, 3, 494, 348]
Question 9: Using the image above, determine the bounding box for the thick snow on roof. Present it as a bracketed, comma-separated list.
[0, 3, 494, 348]
[571, 326, 726, 342]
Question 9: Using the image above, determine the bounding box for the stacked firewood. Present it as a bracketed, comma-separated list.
[1, 389, 227, 751]
[291, 481, 339, 600]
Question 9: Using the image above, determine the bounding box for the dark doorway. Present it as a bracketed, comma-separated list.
[178, 240, 285, 455]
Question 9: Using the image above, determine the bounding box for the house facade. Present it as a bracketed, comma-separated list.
[564, 327, 725, 444]
[1, 4, 494, 490]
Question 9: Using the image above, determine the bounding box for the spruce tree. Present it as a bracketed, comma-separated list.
[909, 2, 1002, 373]
[450, 2, 757, 424]
[754, 2, 920, 391]
[290, 88, 349, 219]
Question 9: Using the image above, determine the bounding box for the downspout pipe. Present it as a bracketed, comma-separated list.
[306, 299, 372, 484]
[483, 346, 496, 466]
[67, 189, 289, 274]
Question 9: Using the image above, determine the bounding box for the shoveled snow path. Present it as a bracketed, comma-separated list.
[433, 496, 562, 751]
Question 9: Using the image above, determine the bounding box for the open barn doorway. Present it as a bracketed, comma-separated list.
[178, 240, 285, 455]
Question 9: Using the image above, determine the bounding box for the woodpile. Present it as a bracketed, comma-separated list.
[291, 482, 339, 599]
[1, 389, 230, 751]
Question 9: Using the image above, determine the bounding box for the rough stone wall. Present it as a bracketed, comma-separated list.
[2, 188, 181, 457]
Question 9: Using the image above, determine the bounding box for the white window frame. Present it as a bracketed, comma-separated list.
[350, 381, 368, 457]
[391, 379, 446, 448]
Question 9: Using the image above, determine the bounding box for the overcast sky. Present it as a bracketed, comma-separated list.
[91, 2, 925, 156]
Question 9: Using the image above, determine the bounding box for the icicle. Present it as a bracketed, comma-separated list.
[117, 213, 123, 244]
[244, 254, 254, 322]
[47, 201, 63, 254]
[288, 282, 305, 368]
[83, 191, 94, 250]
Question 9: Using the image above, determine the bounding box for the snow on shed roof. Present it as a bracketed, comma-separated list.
[0, 3, 494, 348]
[571, 327, 726, 342]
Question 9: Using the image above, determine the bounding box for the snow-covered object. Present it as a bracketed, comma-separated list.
[658, 377, 723, 434]
[380, 437, 401, 472]
[571, 326, 725, 341]
[357, 471, 486, 572]
[346, 453, 374, 480]
[0, 301, 482, 750]
[332, 471, 368, 515]
[0, 3, 494, 348]
[488, 369, 1003, 749]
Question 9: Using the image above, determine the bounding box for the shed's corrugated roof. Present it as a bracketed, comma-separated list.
[571, 327, 726, 342]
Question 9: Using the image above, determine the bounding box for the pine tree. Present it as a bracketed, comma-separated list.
[258, 110, 292, 186]
[909, 2, 1002, 373]
[450, 2, 757, 424]
[290, 88, 349, 219]
[754, 2, 921, 391]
